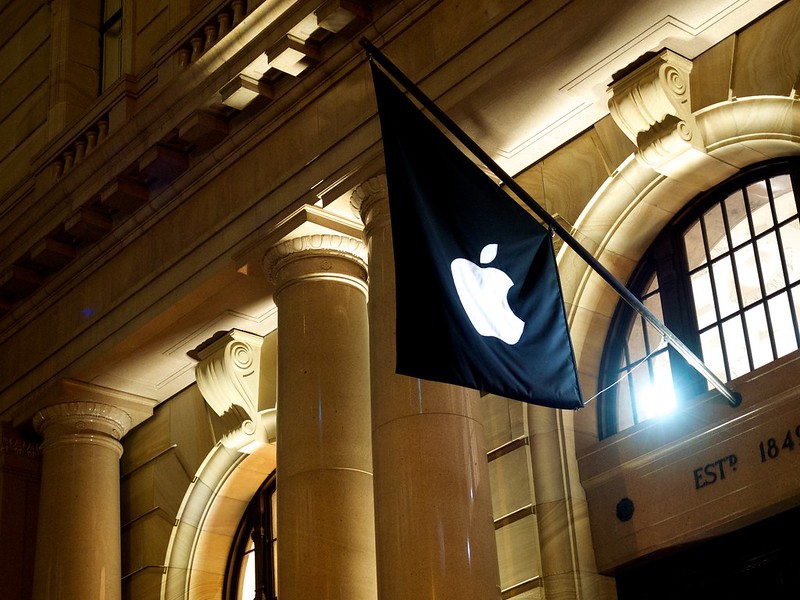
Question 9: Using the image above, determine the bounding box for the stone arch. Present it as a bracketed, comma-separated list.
[160, 442, 276, 600]
[564, 96, 800, 441]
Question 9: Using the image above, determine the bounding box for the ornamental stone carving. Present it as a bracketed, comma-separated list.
[33, 401, 133, 455]
[608, 50, 706, 175]
[263, 233, 368, 295]
[195, 329, 273, 452]
[350, 175, 389, 237]
[0, 423, 39, 458]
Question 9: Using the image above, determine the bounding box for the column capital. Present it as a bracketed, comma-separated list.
[264, 233, 368, 296]
[33, 401, 131, 455]
[30, 379, 155, 447]
[350, 175, 388, 234]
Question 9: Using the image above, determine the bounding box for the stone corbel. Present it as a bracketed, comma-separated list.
[608, 50, 706, 176]
[195, 329, 274, 453]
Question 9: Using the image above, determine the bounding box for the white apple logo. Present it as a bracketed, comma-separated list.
[450, 243, 525, 345]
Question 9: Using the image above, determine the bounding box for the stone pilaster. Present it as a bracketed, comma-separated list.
[352, 176, 501, 600]
[264, 232, 377, 600]
[528, 405, 617, 599]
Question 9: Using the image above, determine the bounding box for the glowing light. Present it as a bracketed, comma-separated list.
[636, 370, 678, 421]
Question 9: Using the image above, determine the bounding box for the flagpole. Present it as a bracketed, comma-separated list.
[360, 37, 741, 408]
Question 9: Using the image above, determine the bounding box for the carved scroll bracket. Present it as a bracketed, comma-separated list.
[195, 329, 274, 453]
[609, 49, 706, 176]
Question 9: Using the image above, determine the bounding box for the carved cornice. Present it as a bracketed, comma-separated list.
[608, 50, 706, 174]
[195, 329, 271, 452]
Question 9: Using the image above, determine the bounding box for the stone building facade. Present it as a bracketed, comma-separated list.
[0, 0, 798, 598]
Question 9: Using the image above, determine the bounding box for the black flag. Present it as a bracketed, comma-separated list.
[371, 63, 583, 409]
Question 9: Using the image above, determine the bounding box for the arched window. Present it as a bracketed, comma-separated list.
[225, 473, 277, 600]
[600, 159, 800, 438]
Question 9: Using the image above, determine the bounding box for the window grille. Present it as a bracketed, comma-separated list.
[600, 160, 800, 438]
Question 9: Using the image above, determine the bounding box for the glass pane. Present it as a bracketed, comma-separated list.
[734, 243, 761, 307]
[781, 220, 800, 284]
[616, 376, 635, 431]
[757, 232, 786, 295]
[240, 543, 256, 600]
[629, 362, 652, 423]
[270, 489, 277, 538]
[272, 539, 278, 598]
[627, 317, 646, 363]
[700, 326, 726, 385]
[684, 220, 706, 270]
[772, 174, 797, 222]
[722, 316, 749, 379]
[725, 190, 749, 248]
[747, 180, 773, 236]
[690, 267, 715, 329]
[104, 0, 122, 20]
[645, 273, 660, 295]
[712, 255, 738, 318]
[793, 284, 800, 347]
[768, 293, 797, 358]
[744, 304, 772, 369]
[102, 22, 123, 90]
[643, 293, 664, 349]
[635, 351, 676, 421]
[705, 203, 729, 258]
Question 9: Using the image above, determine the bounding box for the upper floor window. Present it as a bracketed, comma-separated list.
[226, 473, 277, 600]
[100, 0, 123, 92]
[600, 159, 800, 438]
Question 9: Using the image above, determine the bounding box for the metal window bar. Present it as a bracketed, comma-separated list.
[621, 340, 639, 425]
[99, 2, 123, 94]
[698, 208, 733, 382]
[786, 170, 800, 348]
[763, 176, 799, 354]
[721, 194, 756, 372]
[768, 177, 800, 350]
[742, 184, 777, 364]
[620, 276, 666, 424]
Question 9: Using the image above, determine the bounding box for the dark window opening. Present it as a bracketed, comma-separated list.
[99, 0, 123, 93]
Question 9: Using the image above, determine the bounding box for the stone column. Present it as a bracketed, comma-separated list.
[352, 176, 501, 600]
[264, 233, 377, 600]
[528, 405, 617, 599]
[32, 397, 135, 600]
